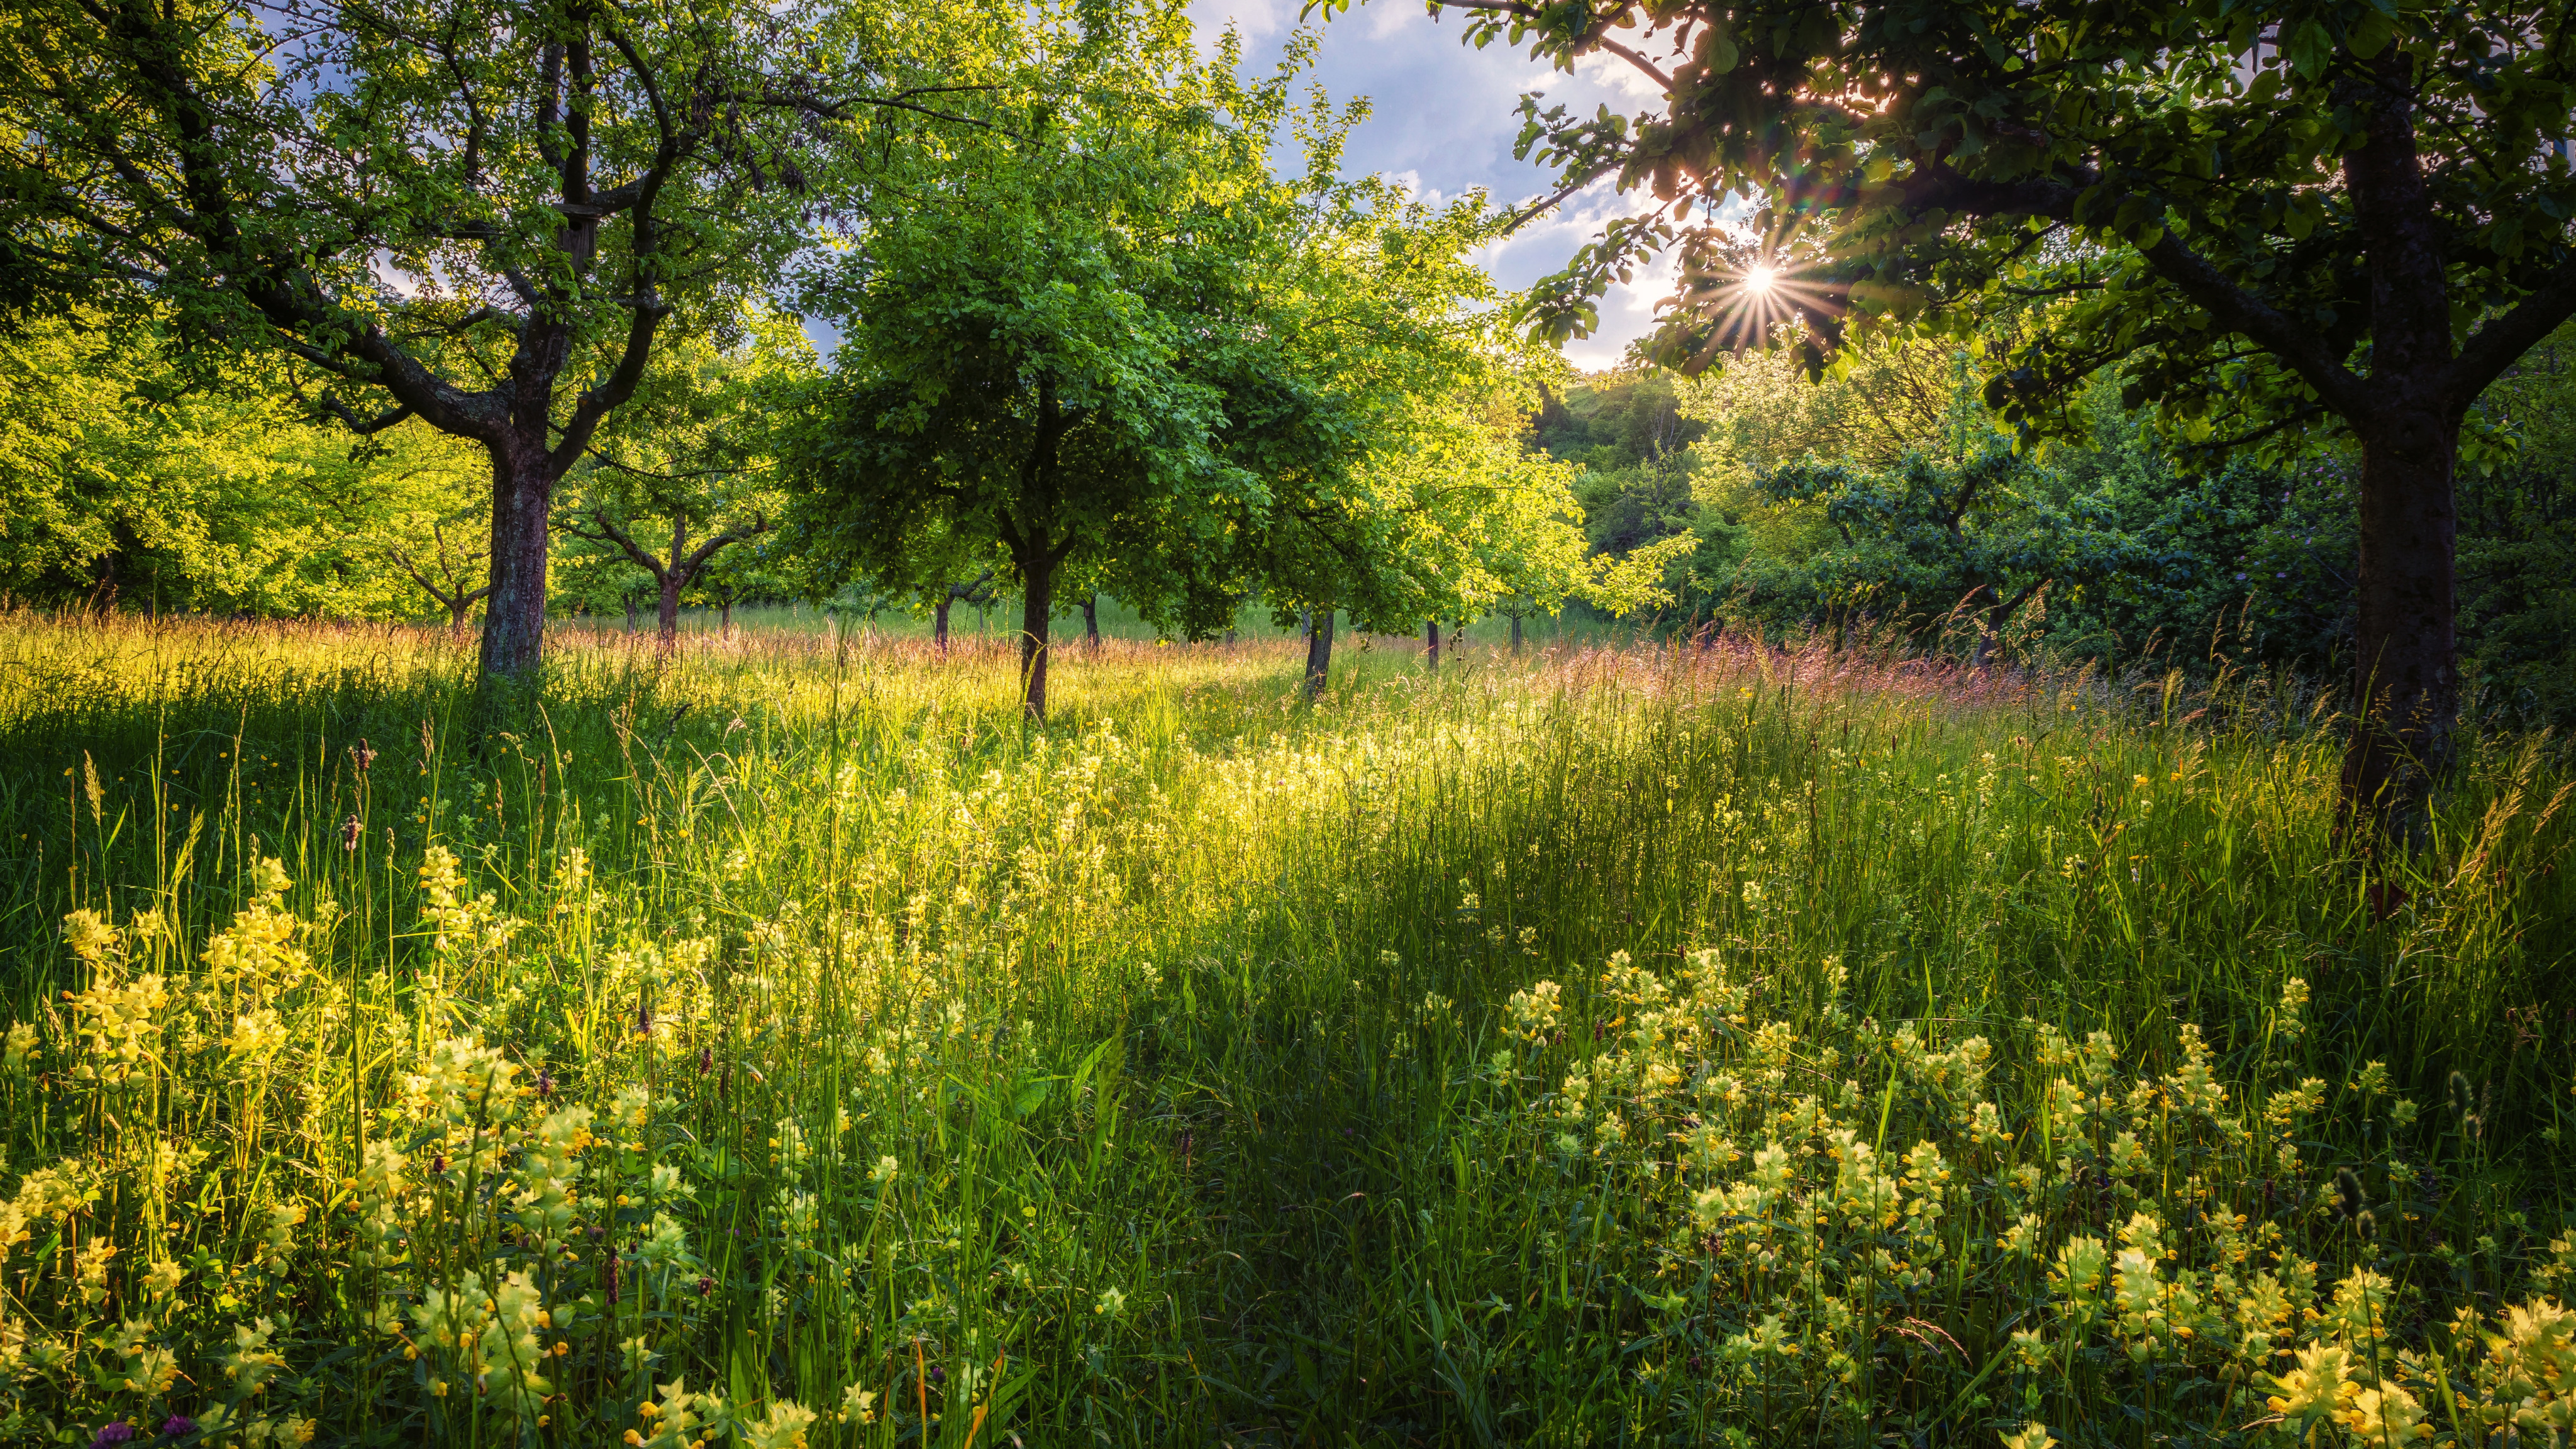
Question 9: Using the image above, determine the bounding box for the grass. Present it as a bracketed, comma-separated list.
[1, 611, 2572, 1448]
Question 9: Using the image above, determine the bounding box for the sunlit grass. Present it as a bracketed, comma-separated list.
[0, 611, 2570, 1446]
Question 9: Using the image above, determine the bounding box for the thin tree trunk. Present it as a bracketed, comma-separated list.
[479, 439, 557, 684]
[1297, 609, 1311, 640]
[935, 597, 952, 652]
[623, 595, 638, 633]
[451, 598, 472, 635]
[1019, 550, 1056, 721]
[1425, 619, 1441, 671]
[1083, 594, 1100, 648]
[1511, 612, 1523, 653]
[720, 596, 733, 637]
[1304, 607, 1335, 699]
[655, 516, 687, 654]
[2342, 423, 2459, 839]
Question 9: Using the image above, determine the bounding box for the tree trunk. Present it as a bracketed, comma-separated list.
[1304, 607, 1335, 699]
[656, 516, 686, 654]
[1083, 594, 1100, 648]
[1019, 551, 1055, 721]
[1425, 619, 1441, 671]
[450, 597, 472, 634]
[1510, 612, 1523, 653]
[935, 597, 952, 652]
[2341, 419, 2459, 840]
[479, 440, 557, 684]
[623, 595, 638, 633]
[720, 596, 733, 637]
[1297, 609, 1311, 640]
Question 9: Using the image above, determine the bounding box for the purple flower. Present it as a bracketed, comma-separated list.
[161, 1418, 196, 1438]
[90, 1424, 136, 1447]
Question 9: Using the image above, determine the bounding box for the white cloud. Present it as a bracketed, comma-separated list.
[1192, 0, 1679, 369]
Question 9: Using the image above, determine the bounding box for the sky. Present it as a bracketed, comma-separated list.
[1183, 0, 1674, 371]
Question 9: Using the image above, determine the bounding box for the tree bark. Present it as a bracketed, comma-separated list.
[1304, 607, 1336, 699]
[1510, 612, 1524, 653]
[1019, 551, 1055, 721]
[2336, 56, 2463, 842]
[935, 597, 952, 651]
[480, 439, 558, 685]
[1425, 619, 1441, 671]
[656, 515, 687, 653]
[1083, 593, 1101, 648]
[2342, 420, 2459, 839]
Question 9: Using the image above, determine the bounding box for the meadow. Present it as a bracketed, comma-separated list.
[1, 613, 2572, 1448]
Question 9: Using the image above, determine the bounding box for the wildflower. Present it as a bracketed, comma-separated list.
[3, 1020, 34, 1074]
[840, 1384, 879, 1424]
[741, 1401, 816, 1449]
[2265, 1343, 2358, 1438]
[2276, 977, 2311, 1041]
[142, 1259, 184, 1299]
[871, 1155, 899, 1187]
[340, 814, 362, 851]
[1096, 1286, 1126, 1316]
[2338, 1383, 2431, 1446]
[63, 909, 119, 963]
[1999, 1425, 2056, 1449]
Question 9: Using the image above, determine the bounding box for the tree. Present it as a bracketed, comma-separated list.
[0, 313, 484, 617]
[557, 309, 808, 653]
[786, 12, 1352, 717]
[390, 504, 496, 633]
[1414, 0, 2576, 835]
[3, 0, 1001, 684]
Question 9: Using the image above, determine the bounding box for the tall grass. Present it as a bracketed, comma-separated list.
[0, 611, 2571, 1448]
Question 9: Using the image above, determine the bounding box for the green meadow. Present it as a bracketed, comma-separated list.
[1, 614, 2571, 1446]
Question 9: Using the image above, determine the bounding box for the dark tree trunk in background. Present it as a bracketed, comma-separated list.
[657, 516, 686, 653]
[1510, 613, 1524, 653]
[623, 595, 639, 633]
[1305, 608, 1335, 698]
[719, 594, 734, 637]
[1083, 593, 1100, 648]
[935, 597, 953, 650]
[1425, 620, 1441, 671]
[1017, 549, 1055, 720]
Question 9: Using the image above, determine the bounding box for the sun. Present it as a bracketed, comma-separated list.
[1743, 264, 1776, 294]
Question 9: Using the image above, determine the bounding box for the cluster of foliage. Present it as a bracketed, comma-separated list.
[0, 616, 2568, 1446]
[1528, 331, 2576, 731]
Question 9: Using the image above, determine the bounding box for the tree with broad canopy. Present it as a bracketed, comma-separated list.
[1, 0, 1007, 687]
[1384, 0, 2576, 838]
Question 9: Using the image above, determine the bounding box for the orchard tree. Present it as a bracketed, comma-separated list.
[1409, 0, 2576, 835]
[558, 308, 810, 652]
[786, 12, 1348, 717]
[1, 0, 1004, 686]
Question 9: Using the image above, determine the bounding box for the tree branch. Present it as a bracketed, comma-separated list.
[2449, 255, 2576, 411]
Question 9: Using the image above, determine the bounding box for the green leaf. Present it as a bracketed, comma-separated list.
[2284, 21, 2332, 80]
[2347, 11, 2396, 60]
